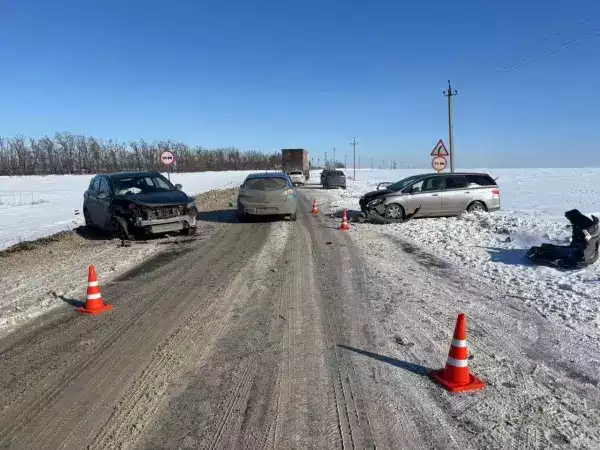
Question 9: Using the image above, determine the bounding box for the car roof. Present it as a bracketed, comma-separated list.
[411, 172, 492, 178]
[103, 171, 161, 180]
[245, 172, 290, 180]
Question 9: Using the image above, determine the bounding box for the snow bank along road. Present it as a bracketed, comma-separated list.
[0, 189, 599, 449]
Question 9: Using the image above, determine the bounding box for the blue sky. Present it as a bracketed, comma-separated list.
[1, 0, 599, 168]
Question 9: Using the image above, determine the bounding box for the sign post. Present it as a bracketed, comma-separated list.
[160, 150, 176, 181]
[430, 140, 449, 173]
[431, 156, 447, 173]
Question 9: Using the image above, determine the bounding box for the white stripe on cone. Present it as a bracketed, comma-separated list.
[451, 339, 467, 348]
[87, 292, 102, 300]
[88, 281, 99, 287]
[446, 357, 469, 368]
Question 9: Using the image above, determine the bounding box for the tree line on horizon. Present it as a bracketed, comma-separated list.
[0, 132, 283, 176]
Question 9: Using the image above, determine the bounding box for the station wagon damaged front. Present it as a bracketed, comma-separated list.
[359, 173, 500, 222]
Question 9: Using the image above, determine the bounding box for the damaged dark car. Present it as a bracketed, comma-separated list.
[526, 209, 599, 269]
[83, 171, 198, 240]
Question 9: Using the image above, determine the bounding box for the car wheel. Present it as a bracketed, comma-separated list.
[290, 213, 297, 222]
[111, 216, 134, 241]
[384, 203, 405, 221]
[467, 201, 487, 213]
[83, 208, 93, 227]
[182, 226, 197, 235]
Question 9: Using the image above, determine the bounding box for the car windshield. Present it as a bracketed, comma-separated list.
[386, 175, 424, 192]
[112, 174, 175, 195]
[245, 177, 288, 190]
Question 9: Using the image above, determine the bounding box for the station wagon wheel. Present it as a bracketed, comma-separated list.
[467, 201, 486, 213]
[384, 203, 404, 221]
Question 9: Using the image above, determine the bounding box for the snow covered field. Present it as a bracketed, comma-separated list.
[0, 170, 259, 250]
[310, 168, 600, 340]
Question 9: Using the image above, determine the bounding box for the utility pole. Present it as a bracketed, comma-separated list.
[351, 137, 358, 180]
[344, 154, 347, 168]
[443, 80, 458, 173]
[333, 147, 336, 167]
[371, 156, 374, 170]
[324, 151, 328, 169]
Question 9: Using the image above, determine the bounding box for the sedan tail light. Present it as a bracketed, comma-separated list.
[491, 188, 500, 197]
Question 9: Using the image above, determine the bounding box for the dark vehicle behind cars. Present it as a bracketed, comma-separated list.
[237, 172, 298, 221]
[323, 170, 346, 189]
[359, 172, 500, 221]
[320, 170, 331, 185]
[83, 171, 198, 239]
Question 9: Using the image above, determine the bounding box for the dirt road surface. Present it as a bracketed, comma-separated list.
[0, 189, 599, 449]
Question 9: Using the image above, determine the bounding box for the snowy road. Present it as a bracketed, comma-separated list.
[0, 189, 599, 449]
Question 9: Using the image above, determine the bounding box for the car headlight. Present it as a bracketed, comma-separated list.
[367, 197, 384, 207]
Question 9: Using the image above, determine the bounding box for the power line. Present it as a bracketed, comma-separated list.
[467, 24, 600, 85]
[542, 19, 590, 42]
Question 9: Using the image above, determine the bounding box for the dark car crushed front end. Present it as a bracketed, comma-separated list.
[83, 172, 199, 240]
[113, 192, 198, 237]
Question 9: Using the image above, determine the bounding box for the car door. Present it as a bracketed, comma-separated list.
[441, 175, 470, 214]
[84, 178, 101, 225]
[406, 176, 443, 216]
[95, 178, 113, 229]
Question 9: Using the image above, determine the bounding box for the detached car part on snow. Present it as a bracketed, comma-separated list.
[526, 209, 599, 269]
[83, 172, 198, 240]
[353, 206, 421, 224]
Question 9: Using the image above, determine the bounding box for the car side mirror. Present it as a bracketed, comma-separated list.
[97, 192, 110, 199]
[411, 186, 421, 194]
[175, 184, 183, 190]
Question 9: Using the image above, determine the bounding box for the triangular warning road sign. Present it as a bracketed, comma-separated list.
[431, 140, 449, 156]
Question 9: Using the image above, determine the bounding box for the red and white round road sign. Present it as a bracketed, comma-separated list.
[431, 156, 447, 173]
[160, 150, 175, 166]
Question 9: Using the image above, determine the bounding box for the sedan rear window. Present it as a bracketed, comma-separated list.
[245, 178, 288, 190]
[289, 171, 303, 175]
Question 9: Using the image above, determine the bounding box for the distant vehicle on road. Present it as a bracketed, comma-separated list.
[359, 172, 500, 221]
[320, 169, 332, 185]
[282, 148, 310, 180]
[237, 172, 298, 222]
[83, 171, 198, 239]
[322, 170, 346, 189]
[288, 170, 306, 186]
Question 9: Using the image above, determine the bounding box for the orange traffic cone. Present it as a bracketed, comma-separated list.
[428, 313, 484, 393]
[76, 265, 114, 315]
[311, 199, 319, 214]
[339, 210, 350, 231]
